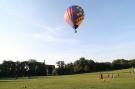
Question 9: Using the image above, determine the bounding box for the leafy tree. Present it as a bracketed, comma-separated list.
[129, 59, 135, 67]
[65, 63, 74, 74]
[112, 59, 129, 69]
[74, 57, 90, 73]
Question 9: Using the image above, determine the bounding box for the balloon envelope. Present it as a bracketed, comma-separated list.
[64, 5, 84, 32]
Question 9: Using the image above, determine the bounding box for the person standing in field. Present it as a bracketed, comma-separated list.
[117, 73, 119, 77]
[99, 72, 103, 79]
[111, 73, 114, 78]
[108, 73, 110, 78]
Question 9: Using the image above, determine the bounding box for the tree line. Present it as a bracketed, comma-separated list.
[0, 57, 135, 78]
[55, 57, 135, 75]
[0, 59, 54, 78]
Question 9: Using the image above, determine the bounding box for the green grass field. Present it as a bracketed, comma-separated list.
[0, 69, 135, 89]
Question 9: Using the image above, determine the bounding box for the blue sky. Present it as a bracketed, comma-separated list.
[0, 0, 135, 64]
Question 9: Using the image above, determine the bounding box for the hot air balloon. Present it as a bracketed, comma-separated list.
[64, 5, 84, 33]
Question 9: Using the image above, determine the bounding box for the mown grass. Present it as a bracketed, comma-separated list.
[0, 69, 135, 89]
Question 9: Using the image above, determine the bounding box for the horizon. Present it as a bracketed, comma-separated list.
[0, 0, 135, 65]
[0, 57, 135, 65]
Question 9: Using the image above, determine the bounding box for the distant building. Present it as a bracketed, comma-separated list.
[46, 65, 55, 76]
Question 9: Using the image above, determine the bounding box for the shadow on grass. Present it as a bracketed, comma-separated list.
[0, 80, 22, 82]
[0, 77, 23, 82]
[0, 76, 41, 81]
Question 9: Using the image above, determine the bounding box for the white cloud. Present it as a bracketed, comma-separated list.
[33, 32, 78, 43]
[0, 3, 79, 45]
[33, 25, 79, 44]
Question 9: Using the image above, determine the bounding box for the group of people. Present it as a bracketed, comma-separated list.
[99, 69, 135, 80]
[99, 73, 120, 79]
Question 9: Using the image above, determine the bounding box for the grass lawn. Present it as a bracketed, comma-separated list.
[0, 69, 135, 89]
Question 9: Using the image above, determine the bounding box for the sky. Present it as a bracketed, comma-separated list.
[0, 0, 135, 65]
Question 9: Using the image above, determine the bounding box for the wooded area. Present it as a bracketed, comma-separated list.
[0, 58, 135, 77]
